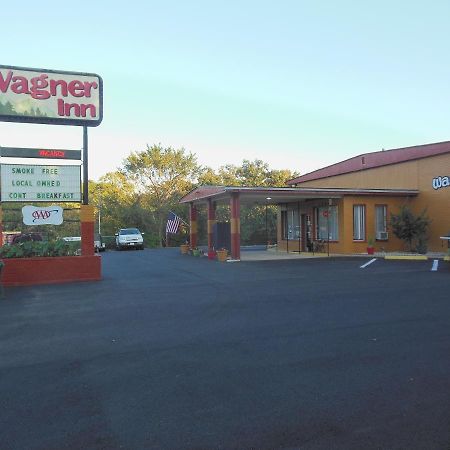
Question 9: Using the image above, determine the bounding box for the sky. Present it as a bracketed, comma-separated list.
[1, 0, 450, 181]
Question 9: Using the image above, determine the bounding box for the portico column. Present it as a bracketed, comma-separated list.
[207, 199, 216, 252]
[0, 206, 3, 245]
[230, 193, 240, 260]
[189, 203, 198, 249]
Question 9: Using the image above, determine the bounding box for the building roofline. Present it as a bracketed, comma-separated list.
[286, 140, 450, 185]
[180, 185, 419, 204]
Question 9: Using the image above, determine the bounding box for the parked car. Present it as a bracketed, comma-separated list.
[63, 236, 105, 253]
[12, 232, 43, 244]
[62, 236, 81, 243]
[94, 234, 106, 252]
[115, 228, 144, 250]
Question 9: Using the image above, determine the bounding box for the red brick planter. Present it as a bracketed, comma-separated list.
[1, 255, 102, 287]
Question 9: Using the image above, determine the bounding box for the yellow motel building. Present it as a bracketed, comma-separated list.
[180, 141, 450, 260]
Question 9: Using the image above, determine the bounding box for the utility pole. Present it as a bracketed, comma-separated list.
[98, 207, 101, 235]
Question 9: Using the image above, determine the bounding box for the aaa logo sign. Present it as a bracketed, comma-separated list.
[22, 205, 63, 226]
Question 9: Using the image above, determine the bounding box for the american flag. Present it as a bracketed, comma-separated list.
[166, 211, 182, 234]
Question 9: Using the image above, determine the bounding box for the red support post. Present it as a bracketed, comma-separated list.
[0, 206, 3, 245]
[230, 193, 240, 260]
[189, 203, 198, 249]
[207, 199, 216, 252]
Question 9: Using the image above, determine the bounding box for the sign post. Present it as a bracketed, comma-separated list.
[80, 125, 94, 255]
[83, 126, 88, 205]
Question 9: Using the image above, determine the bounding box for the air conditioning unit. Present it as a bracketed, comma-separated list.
[376, 231, 389, 240]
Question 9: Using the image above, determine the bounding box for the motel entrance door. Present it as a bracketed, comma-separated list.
[301, 214, 314, 252]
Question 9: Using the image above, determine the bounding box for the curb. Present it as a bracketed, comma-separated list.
[385, 255, 428, 261]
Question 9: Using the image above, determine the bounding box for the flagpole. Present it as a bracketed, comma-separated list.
[166, 211, 190, 247]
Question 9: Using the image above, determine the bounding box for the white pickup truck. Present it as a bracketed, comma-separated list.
[63, 235, 106, 252]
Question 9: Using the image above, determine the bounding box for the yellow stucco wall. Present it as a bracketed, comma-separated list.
[295, 159, 420, 190]
[340, 196, 412, 253]
[277, 199, 346, 254]
[279, 153, 450, 253]
[412, 154, 450, 251]
[277, 197, 412, 254]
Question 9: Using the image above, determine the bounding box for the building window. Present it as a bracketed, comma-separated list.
[353, 205, 366, 241]
[316, 206, 339, 240]
[375, 205, 388, 239]
[282, 208, 300, 240]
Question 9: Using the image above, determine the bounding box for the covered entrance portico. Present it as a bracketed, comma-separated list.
[180, 186, 345, 260]
[180, 186, 418, 260]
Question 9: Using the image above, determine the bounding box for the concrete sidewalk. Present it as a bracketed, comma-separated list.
[239, 246, 448, 262]
[240, 249, 330, 261]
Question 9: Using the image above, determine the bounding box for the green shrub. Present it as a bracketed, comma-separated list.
[390, 206, 431, 252]
[0, 240, 80, 258]
[144, 233, 160, 248]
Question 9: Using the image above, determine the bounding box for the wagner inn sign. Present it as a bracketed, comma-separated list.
[0, 65, 103, 205]
[0, 65, 103, 126]
[0, 64, 103, 287]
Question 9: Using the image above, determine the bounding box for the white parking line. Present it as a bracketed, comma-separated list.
[360, 258, 377, 269]
[431, 259, 439, 271]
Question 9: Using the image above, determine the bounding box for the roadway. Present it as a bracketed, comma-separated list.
[1, 249, 449, 449]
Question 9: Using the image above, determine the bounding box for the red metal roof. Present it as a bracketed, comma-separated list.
[287, 140, 450, 185]
[179, 186, 227, 203]
[179, 185, 418, 205]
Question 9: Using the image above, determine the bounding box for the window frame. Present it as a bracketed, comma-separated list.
[353, 204, 366, 241]
[281, 208, 300, 241]
[315, 205, 339, 241]
[375, 204, 388, 240]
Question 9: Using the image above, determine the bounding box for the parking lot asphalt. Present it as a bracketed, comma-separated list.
[1, 249, 449, 450]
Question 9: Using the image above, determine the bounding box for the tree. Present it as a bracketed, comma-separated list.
[268, 168, 299, 187]
[197, 160, 299, 245]
[0, 101, 16, 115]
[121, 144, 201, 246]
[197, 167, 223, 186]
[89, 151, 300, 248]
[89, 172, 136, 236]
[390, 205, 431, 253]
[198, 159, 299, 188]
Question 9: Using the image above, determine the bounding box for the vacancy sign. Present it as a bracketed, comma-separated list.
[22, 205, 63, 225]
[1, 164, 81, 202]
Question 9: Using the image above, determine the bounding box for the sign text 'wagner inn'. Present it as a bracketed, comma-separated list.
[0, 65, 103, 126]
